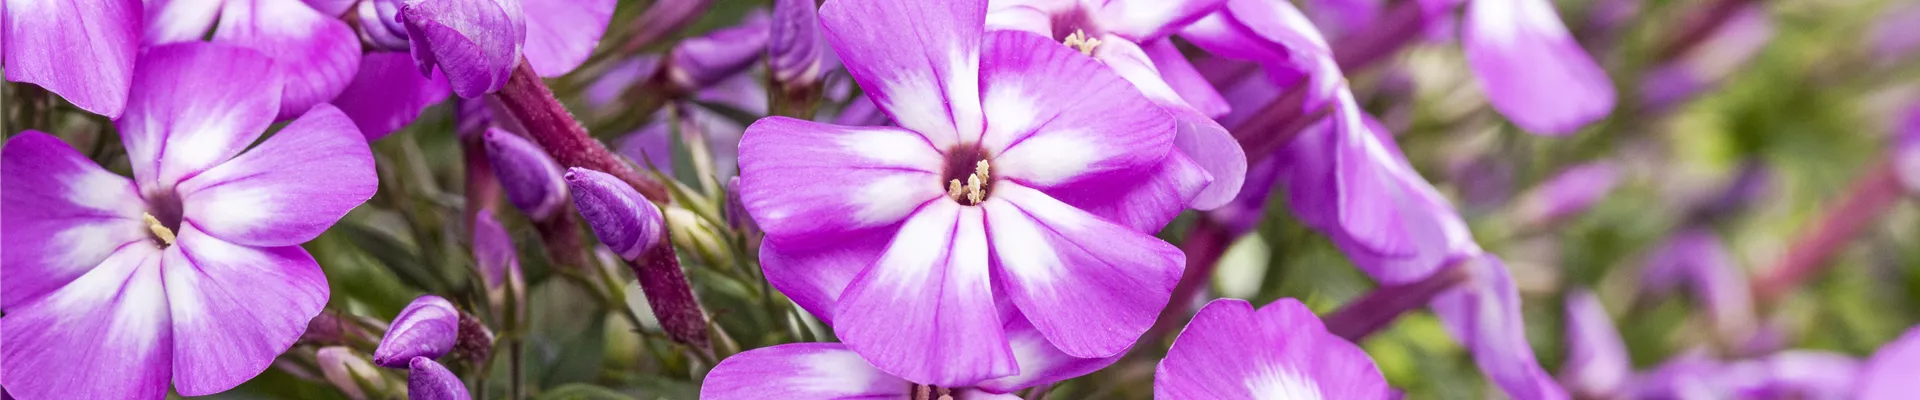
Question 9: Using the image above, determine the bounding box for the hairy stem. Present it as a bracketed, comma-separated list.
[495, 59, 671, 203]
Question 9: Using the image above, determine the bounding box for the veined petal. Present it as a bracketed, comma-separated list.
[332, 52, 454, 140]
[1155, 298, 1391, 399]
[737, 117, 945, 249]
[407, 357, 470, 400]
[215, 0, 365, 119]
[0, 244, 172, 400]
[702, 343, 912, 399]
[1462, 0, 1615, 135]
[983, 4, 1050, 37]
[402, 0, 527, 98]
[1090, 40, 1244, 210]
[1048, 152, 1209, 233]
[373, 296, 461, 367]
[1, 132, 149, 308]
[177, 104, 377, 247]
[118, 43, 284, 193]
[979, 31, 1174, 189]
[3, 0, 139, 117]
[984, 184, 1183, 358]
[144, 0, 221, 45]
[974, 316, 1123, 393]
[834, 201, 1016, 387]
[758, 228, 893, 325]
[163, 226, 328, 395]
[818, 0, 986, 149]
[1431, 256, 1570, 400]
[521, 0, 614, 77]
[1095, 0, 1227, 41]
[1143, 40, 1231, 119]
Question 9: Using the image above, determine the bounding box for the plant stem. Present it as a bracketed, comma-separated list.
[495, 59, 671, 204]
[1331, 1, 1428, 73]
[1324, 258, 1473, 342]
[1752, 159, 1905, 304]
[630, 240, 713, 349]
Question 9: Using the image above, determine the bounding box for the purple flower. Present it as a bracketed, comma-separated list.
[1513, 162, 1620, 228]
[146, 0, 364, 119]
[1461, 0, 1616, 134]
[1869, 3, 1920, 66]
[1859, 326, 1920, 399]
[0, 43, 376, 399]
[667, 11, 773, 90]
[3, 0, 139, 117]
[1155, 298, 1391, 399]
[741, 0, 1190, 386]
[407, 357, 470, 400]
[402, 0, 526, 98]
[769, 0, 824, 87]
[485, 128, 569, 220]
[1639, 228, 1756, 340]
[1560, 289, 1630, 399]
[702, 318, 1117, 398]
[1430, 255, 1568, 400]
[472, 212, 525, 299]
[1640, 5, 1772, 112]
[1633, 350, 1860, 399]
[373, 296, 461, 368]
[565, 168, 666, 260]
[332, 52, 453, 140]
[1894, 105, 1920, 195]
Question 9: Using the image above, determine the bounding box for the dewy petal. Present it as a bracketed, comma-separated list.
[1143, 40, 1231, 119]
[818, 0, 986, 149]
[214, 0, 365, 119]
[403, 0, 527, 98]
[1094, 0, 1228, 41]
[984, 184, 1184, 358]
[118, 43, 284, 193]
[407, 357, 470, 400]
[176, 104, 377, 247]
[1, 132, 149, 308]
[1155, 298, 1391, 399]
[163, 226, 328, 395]
[834, 200, 1017, 387]
[758, 229, 892, 325]
[736, 117, 944, 249]
[1462, 0, 1615, 135]
[1430, 255, 1570, 400]
[979, 31, 1175, 189]
[702, 343, 912, 399]
[1859, 326, 1920, 400]
[1560, 289, 1630, 398]
[331, 52, 454, 140]
[520, 0, 613, 77]
[973, 315, 1123, 393]
[0, 244, 172, 400]
[373, 296, 461, 367]
[2, 0, 139, 117]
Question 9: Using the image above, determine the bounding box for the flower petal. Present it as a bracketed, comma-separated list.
[1431, 255, 1570, 400]
[118, 43, 284, 193]
[402, 0, 526, 98]
[1047, 152, 1210, 233]
[143, 0, 221, 44]
[1095, 0, 1228, 41]
[372, 296, 461, 367]
[984, 184, 1184, 358]
[1, 132, 149, 308]
[1462, 0, 1615, 135]
[834, 201, 1017, 387]
[979, 31, 1175, 189]
[702, 343, 912, 399]
[737, 117, 944, 249]
[177, 104, 377, 247]
[407, 357, 470, 400]
[1085, 39, 1243, 210]
[331, 51, 454, 140]
[1860, 326, 1920, 400]
[521, 0, 613, 77]
[163, 226, 328, 395]
[2, 0, 139, 117]
[215, 0, 365, 118]
[1561, 289, 1629, 398]
[758, 228, 892, 325]
[1143, 40, 1231, 119]
[818, 0, 986, 149]
[0, 244, 173, 400]
[974, 316, 1123, 393]
[1155, 298, 1392, 399]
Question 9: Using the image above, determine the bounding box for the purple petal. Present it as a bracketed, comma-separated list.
[769, 0, 824, 85]
[564, 168, 666, 260]
[163, 226, 328, 395]
[1144, 40, 1231, 119]
[736, 117, 944, 249]
[520, 0, 613, 77]
[1726, 351, 1859, 398]
[1094, 0, 1228, 41]
[1638, 6, 1771, 111]
[758, 229, 891, 325]
[983, 4, 1051, 37]
[984, 184, 1184, 358]
[1050, 152, 1210, 233]
[668, 11, 771, 89]
[1860, 326, 1920, 400]
[1088, 38, 1244, 210]
[702, 343, 912, 399]
[403, 0, 527, 98]
[1462, 0, 1615, 135]
[978, 31, 1176, 190]
[615, 122, 675, 176]
[834, 200, 1017, 387]
[1155, 298, 1392, 399]
[1, 132, 149, 308]
[1899, 106, 1920, 195]
[357, 0, 413, 51]
[373, 296, 461, 368]
[1637, 228, 1755, 338]
[144, 0, 220, 44]
[472, 212, 518, 291]
[973, 317, 1123, 393]
[819, 0, 986, 149]
[3, 0, 139, 117]
[485, 128, 569, 219]
[0, 244, 173, 400]
[175, 104, 378, 247]
[1302, 0, 1384, 40]
[1430, 255, 1570, 400]
[214, 0, 365, 118]
[118, 43, 283, 193]
[407, 357, 470, 400]
[1870, 3, 1920, 65]
[1513, 162, 1619, 227]
[331, 51, 454, 140]
[305, 0, 356, 16]
[1559, 289, 1629, 399]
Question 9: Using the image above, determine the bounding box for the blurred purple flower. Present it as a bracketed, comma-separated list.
[471, 211, 523, 306]
[1894, 106, 1920, 195]
[1431, 255, 1569, 400]
[1859, 325, 1920, 399]
[1560, 289, 1630, 399]
[741, 0, 1190, 386]
[485, 128, 570, 220]
[1155, 298, 1393, 399]
[373, 296, 461, 368]
[1639, 227, 1757, 340]
[146, 0, 363, 119]
[1640, 5, 1772, 112]
[2, 0, 139, 117]
[1513, 162, 1621, 229]
[0, 44, 375, 399]
[1461, 0, 1616, 135]
[668, 11, 773, 90]
[1869, 3, 1920, 66]
[1633, 350, 1860, 399]
[407, 357, 469, 400]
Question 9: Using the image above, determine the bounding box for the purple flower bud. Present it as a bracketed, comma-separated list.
[565, 167, 665, 260]
[1639, 5, 1772, 112]
[1560, 289, 1629, 399]
[768, 0, 822, 87]
[1513, 162, 1620, 228]
[472, 211, 520, 292]
[484, 128, 568, 219]
[1894, 106, 1920, 195]
[357, 0, 411, 51]
[666, 11, 770, 90]
[317, 346, 387, 400]
[1639, 228, 1756, 339]
[401, 0, 526, 98]
[724, 176, 755, 235]
[373, 296, 461, 368]
[407, 357, 471, 400]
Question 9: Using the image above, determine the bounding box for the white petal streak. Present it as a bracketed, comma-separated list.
[47, 244, 171, 353]
[993, 132, 1101, 187]
[1247, 365, 1325, 400]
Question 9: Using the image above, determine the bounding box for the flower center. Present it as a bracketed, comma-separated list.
[942, 145, 994, 205]
[908, 385, 954, 400]
[1062, 29, 1102, 55]
[144, 190, 185, 247]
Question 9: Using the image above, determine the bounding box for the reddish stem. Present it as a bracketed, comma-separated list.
[461, 134, 503, 235]
[533, 210, 590, 270]
[495, 60, 671, 204]
[1324, 259, 1472, 342]
[632, 240, 712, 349]
[1232, 83, 1327, 164]
[1656, 0, 1758, 62]
[1753, 159, 1905, 304]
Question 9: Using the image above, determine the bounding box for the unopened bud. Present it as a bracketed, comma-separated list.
[357, 0, 411, 51]
[401, 0, 526, 98]
[484, 128, 568, 219]
[565, 167, 665, 260]
[666, 11, 770, 90]
[768, 0, 822, 88]
[374, 296, 461, 368]
[407, 357, 471, 400]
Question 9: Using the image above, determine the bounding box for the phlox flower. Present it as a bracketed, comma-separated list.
[1155, 298, 1391, 399]
[702, 319, 1113, 398]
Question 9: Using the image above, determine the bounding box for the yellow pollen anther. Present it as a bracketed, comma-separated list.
[1063, 29, 1101, 55]
[144, 212, 176, 245]
[949, 160, 992, 205]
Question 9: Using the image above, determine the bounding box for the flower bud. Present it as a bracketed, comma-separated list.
[317, 346, 389, 400]
[723, 177, 756, 236]
[565, 167, 665, 261]
[1560, 289, 1629, 399]
[666, 12, 770, 90]
[472, 212, 524, 309]
[1512, 162, 1619, 229]
[484, 128, 568, 219]
[407, 357, 471, 400]
[452, 312, 496, 365]
[374, 296, 461, 367]
[768, 0, 822, 88]
[401, 0, 526, 98]
[357, 0, 411, 51]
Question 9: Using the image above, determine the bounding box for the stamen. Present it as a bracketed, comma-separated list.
[948, 179, 965, 199]
[144, 212, 176, 245]
[947, 159, 993, 205]
[1063, 29, 1102, 55]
